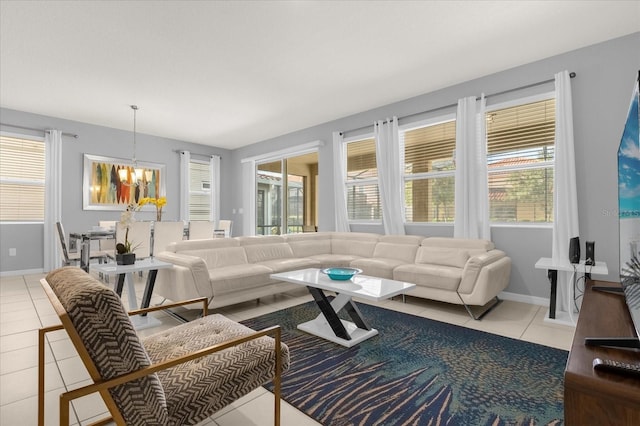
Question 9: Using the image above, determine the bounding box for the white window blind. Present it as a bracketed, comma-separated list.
[487, 98, 555, 222]
[189, 160, 211, 221]
[402, 120, 456, 222]
[0, 135, 45, 222]
[346, 137, 380, 220]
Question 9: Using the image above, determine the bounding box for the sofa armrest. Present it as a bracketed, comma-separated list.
[458, 250, 507, 294]
[154, 252, 213, 299]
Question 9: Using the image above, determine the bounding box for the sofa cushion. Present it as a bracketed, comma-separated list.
[350, 258, 407, 279]
[393, 264, 463, 291]
[308, 254, 364, 268]
[287, 238, 332, 258]
[143, 314, 289, 425]
[416, 246, 469, 268]
[238, 235, 287, 246]
[169, 238, 240, 253]
[256, 257, 321, 273]
[421, 237, 494, 251]
[180, 247, 248, 268]
[372, 242, 419, 263]
[209, 264, 275, 295]
[377, 235, 425, 245]
[243, 243, 295, 263]
[331, 239, 377, 257]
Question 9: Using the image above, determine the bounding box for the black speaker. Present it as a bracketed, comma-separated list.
[569, 237, 580, 264]
[585, 241, 595, 265]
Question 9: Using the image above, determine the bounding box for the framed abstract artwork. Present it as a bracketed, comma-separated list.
[82, 154, 166, 210]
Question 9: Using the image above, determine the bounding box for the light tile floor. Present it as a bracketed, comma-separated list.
[0, 271, 574, 426]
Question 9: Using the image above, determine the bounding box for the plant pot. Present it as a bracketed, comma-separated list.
[116, 253, 136, 265]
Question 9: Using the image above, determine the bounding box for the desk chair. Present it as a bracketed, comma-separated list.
[38, 267, 288, 426]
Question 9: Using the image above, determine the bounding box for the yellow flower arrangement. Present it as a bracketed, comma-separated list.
[139, 196, 167, 222]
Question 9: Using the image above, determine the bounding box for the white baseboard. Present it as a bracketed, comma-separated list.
[499, 290, 549, 307]
[0, 268, 44, 277]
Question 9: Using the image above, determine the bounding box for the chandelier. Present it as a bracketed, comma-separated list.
[118, 105, 152, 186]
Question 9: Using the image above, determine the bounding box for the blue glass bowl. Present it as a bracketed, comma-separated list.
[321, 267, 362, 281]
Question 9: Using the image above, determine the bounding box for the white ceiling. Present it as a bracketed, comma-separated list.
[1, 1, 638, 149]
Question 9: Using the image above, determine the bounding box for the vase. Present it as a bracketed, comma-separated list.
[116, 252, 136, 265]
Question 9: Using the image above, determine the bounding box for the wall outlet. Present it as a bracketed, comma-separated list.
[9, 248, 16, 256]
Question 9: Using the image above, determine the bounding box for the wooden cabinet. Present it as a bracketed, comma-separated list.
[564, 280, 640, 425]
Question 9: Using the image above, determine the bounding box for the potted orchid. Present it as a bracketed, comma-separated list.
[115, 202, 142, 265]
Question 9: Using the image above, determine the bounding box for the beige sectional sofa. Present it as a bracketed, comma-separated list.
[154, 232, 511, 319]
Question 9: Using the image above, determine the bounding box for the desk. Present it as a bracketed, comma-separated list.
[69, 229, 115, 272]
[535, 257, 608, 321]
[92, 258, 172, 329]
[271, 268, 415, 347]
[564, 279, 640, 425]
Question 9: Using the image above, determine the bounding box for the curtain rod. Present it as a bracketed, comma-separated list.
[0, 122, 79, 138]
[173, 149, 221, 159]
[341, 72, 576, 136]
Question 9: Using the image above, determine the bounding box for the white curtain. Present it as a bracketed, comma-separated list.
[552, 70, 579, 316]
[44, 130, 63, 271]
[179, 150, 190, 223]
[454, 96, 490, 240]
[241, 159, 256, 236]
[374, 117, 405, 235]
[332, 131, 350, 232]
[209, 155, 221, 224]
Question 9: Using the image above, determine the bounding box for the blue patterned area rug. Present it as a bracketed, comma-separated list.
[241, 301, 567, 426]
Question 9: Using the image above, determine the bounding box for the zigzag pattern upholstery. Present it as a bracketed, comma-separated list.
[46, 267, 290, 425]
[143, 315, 290, 424]
[46, 267, 168, 424]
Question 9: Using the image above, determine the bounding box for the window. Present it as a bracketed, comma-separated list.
[401, 119, 456, 222]
[255, 152, 318, 235]
[346, 137, 380, 221]
[0, 134, 45, 222]
[188, 160, 211, 220]
[486, 97, 555, 223]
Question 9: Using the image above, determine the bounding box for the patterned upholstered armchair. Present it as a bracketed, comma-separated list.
[38, 267, 289, 426]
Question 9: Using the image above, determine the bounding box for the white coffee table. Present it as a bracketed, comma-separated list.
[271, 268, 415, 347]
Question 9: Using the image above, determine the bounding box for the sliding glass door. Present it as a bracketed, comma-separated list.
[256, 152, 318, 235]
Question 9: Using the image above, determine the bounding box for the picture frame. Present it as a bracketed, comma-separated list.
[82, 154, 166, 211]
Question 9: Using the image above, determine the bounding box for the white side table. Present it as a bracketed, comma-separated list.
[93, 258, 172, 329]
[535, 257, 608, 324]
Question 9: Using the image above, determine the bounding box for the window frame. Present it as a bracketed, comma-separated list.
[0, 132, 46, 224]
[188, 158, 212, 221]
[399, 113, 457, 224]
[485, 91, 556, 227]
[343, 132, 382, 224]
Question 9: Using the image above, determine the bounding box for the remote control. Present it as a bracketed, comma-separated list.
[593, 358, 640, 378]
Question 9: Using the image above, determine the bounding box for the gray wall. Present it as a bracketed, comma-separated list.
[0, 109, 229, 272]
[230, 32, 640, 299]
[1, 33, 638, 301]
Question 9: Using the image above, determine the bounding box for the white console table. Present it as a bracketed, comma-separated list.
[93, 258, 172, 329]
[535, 257, 608, 324]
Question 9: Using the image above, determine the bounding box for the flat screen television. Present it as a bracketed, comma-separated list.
[618, 70, 640, 342]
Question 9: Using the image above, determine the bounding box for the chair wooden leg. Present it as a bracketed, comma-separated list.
[38, 329, 46, 426]
[274, 328, 282, 426]
[39, 325, 63, 426]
